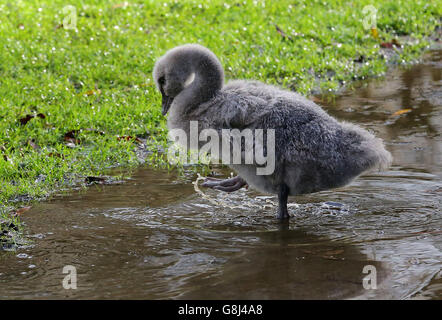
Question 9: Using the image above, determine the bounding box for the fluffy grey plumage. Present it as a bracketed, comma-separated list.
[153, 44, 392, 219]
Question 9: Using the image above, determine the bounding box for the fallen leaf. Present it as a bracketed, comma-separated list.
[85, 176, 107, 184]
[48, 152, 64, 158]
[64, 130, 81, 145]
[19, 114, 34, 125]
[83, 89, 101, 96]
[391, 38, 401, 47]
[63, 128, 105, 145]
[14, 206, 32, 216]
[380, 42, 393, 48]
[82, 128, 105, 135]
[370, 27, 379, 39]
[380, 40, 401, 49]
[19, 113, 45, 125]
[391, 109, 412, 117]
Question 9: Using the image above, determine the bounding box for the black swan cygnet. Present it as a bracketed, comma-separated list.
[153, 44, 392, 219]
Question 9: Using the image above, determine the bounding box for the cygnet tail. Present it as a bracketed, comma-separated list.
[342, 122, 392, 174]
[360, 137, 393, 172]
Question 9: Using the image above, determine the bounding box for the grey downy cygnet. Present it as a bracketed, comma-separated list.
[153, 44, 392, 219]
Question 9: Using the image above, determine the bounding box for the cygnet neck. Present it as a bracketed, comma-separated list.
[174, 48, 224, 114]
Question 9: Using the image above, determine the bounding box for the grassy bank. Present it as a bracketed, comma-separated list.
[0, 0, 441, 242]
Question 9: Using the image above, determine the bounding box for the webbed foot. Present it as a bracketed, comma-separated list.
[201, 175, 247, 192]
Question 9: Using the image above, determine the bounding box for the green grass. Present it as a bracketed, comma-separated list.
[0, 0, 441, 239]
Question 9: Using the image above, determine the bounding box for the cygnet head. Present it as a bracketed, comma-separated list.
[153, 44, 224, 115]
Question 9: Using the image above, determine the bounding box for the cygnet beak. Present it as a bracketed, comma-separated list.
[161, 93, 174, 115]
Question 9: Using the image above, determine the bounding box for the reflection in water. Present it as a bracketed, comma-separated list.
[0, 51, 441, 299]
[323, 50, 442, 174]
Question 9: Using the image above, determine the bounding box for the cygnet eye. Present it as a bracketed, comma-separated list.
[158, 76, 165, 86]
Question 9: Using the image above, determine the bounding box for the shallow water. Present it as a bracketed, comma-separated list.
[0, 50, 441, 299]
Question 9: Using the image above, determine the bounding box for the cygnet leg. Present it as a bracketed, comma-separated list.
[277, 184, 290, 220]
[201, 176, 247, 192]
